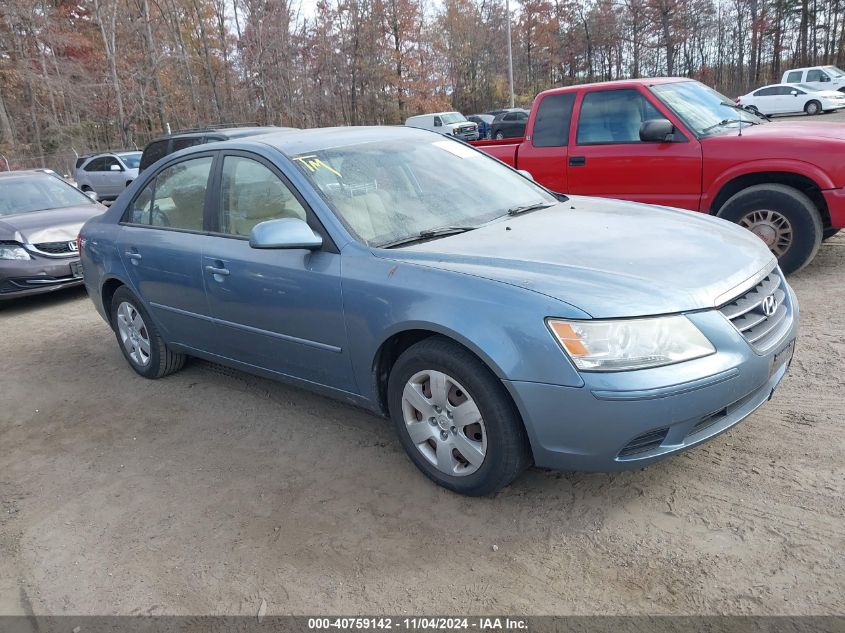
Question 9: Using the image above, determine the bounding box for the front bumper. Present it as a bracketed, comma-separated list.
[504, 285, 799, 471]
[822, 188, 845, 228]
[0, 255, 84, 300]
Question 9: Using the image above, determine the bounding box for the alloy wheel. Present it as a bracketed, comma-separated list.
[116, 301, 151, 367]
[401, 370, 487, 476]
[739, 209, 794, 257]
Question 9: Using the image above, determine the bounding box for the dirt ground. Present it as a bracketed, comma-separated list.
[2, 145, 844, 619]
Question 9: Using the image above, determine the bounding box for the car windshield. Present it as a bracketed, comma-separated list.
[440, 113, 466, 124]
[118, 153, 142, 169]
[650, 81, 760, 135]
[824, 66, 845, 77]
[0, 174, 95, 216]
[290, 136, 556, 247]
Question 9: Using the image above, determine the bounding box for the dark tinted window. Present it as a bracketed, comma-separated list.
[806, 69, 829, 82]
[516, 111, 528, 120]
[786, 71, 803, 83]
[172, 137, 205, 152]
[140, 140, 169, 171]
[532, 93, 576, 147]
[102, 156, 121, 171]
[577, 89, 662, 144]
[84, 157, 106, 171]
[503, 112, 516, 121]
[754, 87, 779, 96]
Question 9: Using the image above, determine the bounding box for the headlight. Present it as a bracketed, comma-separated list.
[547, 316, 715, 371]
[0, 243, 31, 260]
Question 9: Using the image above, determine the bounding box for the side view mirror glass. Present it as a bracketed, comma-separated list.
[249, 217, 323, 250]
[639, 118, 675, 143]
[791, 90, 799, 96]
[84, 190, 99, 202]
[110, 164, 121, 171]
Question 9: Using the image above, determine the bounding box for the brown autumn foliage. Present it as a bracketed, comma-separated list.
[1, 0, 843, 171]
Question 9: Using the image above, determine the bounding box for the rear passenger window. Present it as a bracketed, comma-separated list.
[219, 156, 307, 237]
[172, 137, 205, 152]
[125, 156, 213, 230]
[786, 71, 803, 83]
[140, 140, 168, 171]
[576, 89, 663, 144]
[532, 93, 576, 147]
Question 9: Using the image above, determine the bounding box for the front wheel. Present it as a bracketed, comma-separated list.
[110, 286, 186, 378]
[387, 336, 531, 496]
[717, 184, 822, 274]
[805, 100, 822, 115]
[495, 130, 505, 140]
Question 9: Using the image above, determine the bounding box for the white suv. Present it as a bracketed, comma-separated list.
[405, 112, 479, 141]
[782, 66, 845, 92]
[74, 151, 142, 201]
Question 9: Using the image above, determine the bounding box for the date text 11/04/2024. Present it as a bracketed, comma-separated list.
[307, 617, 528, 630]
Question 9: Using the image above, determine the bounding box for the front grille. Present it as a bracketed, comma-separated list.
[618, 427, 669, 458]
[719, 270, 789, 351]
[32, 241, 76, 256]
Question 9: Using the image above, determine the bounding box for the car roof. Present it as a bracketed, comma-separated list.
[203, 126, 446, 157]
[148, 126, 295, 143]
[0, 170, 60, 181]
[539, 77, 693, 97]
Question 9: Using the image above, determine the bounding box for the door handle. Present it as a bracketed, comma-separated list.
[205, 265, 230, 276]
[569, 156, 586, 167]
[124, 251, 142, 261]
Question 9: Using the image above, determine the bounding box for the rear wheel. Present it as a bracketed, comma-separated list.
[495, 130, 505, 140]
[110, 287, 185, 379]
[805, 100, 822, 115]
[387, 336, 531, 496]
[717, 184, 823, 274]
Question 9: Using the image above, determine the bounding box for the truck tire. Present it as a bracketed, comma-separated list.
[717, 184, 822, 274]
[387, 335, 531, 496]
[804, 100, 822, 115]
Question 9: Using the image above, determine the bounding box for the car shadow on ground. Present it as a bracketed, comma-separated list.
[0, 286, 88, 317]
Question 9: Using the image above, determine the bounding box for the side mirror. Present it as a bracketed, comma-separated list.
[517, 169, 535, 181]
[249, 217, 323, 250]
[639, 118, 675, 143]
[84, 190, 99, 202]
[791, 90, 799, 96]
[110, 164, 122, 171]
[821, 75, 831, 82]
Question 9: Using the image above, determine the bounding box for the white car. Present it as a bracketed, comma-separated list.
[736, 83, 845, 116]
[782, 65, 845, 92]
[404, 112, 479, 141]
[74, 151, 141, 201]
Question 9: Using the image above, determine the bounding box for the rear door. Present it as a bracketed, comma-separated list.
[750, 86, 781, 114]
[116, 152, 219, 350]
[515, 91, 576, 194]
[565, 86, 703, 210]
[100, 155, 125, 197]
[201, 151, 355, 392]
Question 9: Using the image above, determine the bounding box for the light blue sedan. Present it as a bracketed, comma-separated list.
[79, 127, 799, 495]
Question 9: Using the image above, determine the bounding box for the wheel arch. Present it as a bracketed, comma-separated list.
[100, 275, 129, 329]
[707, 168, 832, 228]
[370, 325, 511, 417]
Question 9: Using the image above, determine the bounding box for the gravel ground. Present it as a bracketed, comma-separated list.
[1, 146, 843, 618]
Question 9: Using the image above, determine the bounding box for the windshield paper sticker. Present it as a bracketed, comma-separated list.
[432, 140, 481, 159]
[293, 154, 342, 177]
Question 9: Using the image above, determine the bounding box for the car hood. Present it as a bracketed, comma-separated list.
[0, 204, 105, 244]
[732, 120, 845, 140]
[813, 90, 845, 98]
[377, 197, 775, 318]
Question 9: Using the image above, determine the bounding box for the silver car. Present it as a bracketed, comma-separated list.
[74, 151, 142, 201]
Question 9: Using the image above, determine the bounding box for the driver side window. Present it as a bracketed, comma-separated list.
[577, 89, 663, 144]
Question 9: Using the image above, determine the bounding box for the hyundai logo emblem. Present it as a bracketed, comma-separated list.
[762, 294, 777, 317]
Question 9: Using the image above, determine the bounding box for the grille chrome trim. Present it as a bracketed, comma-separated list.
[25, 241, 78, 258]
[719, 269, 790, 351]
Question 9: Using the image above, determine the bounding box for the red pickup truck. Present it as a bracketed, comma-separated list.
[471, 77, 845, 273]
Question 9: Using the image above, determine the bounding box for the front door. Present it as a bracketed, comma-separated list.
[565, 87, 703, 210]
[116, 153, 218, 349]
[202, 152, 356, 392]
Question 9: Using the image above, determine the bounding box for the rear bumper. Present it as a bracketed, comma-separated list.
[0, 256, 84, 300]
[504, 288, 799, 472]
[822, 188, 845, 228]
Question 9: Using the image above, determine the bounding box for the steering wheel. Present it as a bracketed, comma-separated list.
[150, 204, 170, 227]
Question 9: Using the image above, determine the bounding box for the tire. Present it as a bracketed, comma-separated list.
[805, 100, 822, 115]
[387, 336, 531, 496]
[717, 184, 823, 274]
[823, 228, 840, 241]
[110, 286, 185, 379]
[495, 130, 505, 140]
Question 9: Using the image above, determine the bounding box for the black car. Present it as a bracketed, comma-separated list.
[139, 125, 296, 171]
[490, 109, 530, 139]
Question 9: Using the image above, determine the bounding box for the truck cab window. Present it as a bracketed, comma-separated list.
[532, 93, 575, 147]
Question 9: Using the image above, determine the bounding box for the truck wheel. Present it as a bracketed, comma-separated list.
[804, 100, 822, 115]
[717, 184, 822, 274]
[387, 336, 531, 496]
[823, 228, 840, 241]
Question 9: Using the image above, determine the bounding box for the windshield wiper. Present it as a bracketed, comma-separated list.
[380, 226, 476, 249]
[507, 202, 554, 216]
[701, 118, 752, 133]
